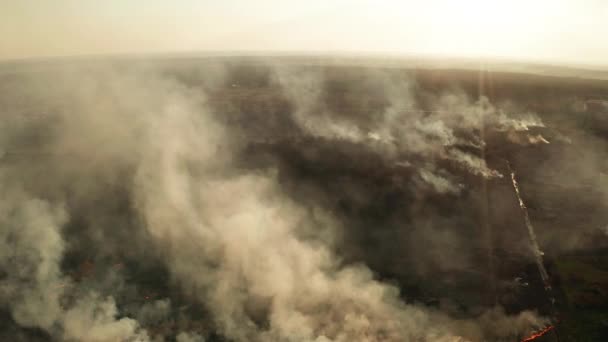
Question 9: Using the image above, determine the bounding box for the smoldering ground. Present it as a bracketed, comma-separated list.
[1, 59, 606, 341]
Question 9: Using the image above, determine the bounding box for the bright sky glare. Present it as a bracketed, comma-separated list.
[1, 0, 607, 66]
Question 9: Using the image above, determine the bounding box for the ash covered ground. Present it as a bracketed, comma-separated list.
[1, 57, 608, 341]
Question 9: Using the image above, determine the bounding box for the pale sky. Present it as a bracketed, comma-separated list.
[1, 0, 607, 67]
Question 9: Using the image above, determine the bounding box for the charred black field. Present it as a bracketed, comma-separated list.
[1, 57, 608, 341]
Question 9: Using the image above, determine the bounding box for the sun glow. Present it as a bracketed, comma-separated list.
[414, 0, 541, 58]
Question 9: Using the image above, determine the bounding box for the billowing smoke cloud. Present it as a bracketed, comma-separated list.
[0, 186, 67, 330]
[0, 61, 554, 341]
[62, 294, 148, 342]
[272, 66, 547, 192]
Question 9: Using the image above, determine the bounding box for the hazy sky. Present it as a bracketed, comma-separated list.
[2, 0, 607, 66]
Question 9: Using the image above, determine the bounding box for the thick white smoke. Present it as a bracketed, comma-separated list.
[272, 66, 546, 192]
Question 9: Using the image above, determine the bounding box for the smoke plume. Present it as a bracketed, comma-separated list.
[0, 61, 555, 341]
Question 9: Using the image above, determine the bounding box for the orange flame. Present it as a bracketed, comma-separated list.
[521, 325, 555, 342]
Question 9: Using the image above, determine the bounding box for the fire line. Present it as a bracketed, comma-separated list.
[507, 161, 551, 289]
[521, 324, 556, 342]
[507, 160, 561, 342]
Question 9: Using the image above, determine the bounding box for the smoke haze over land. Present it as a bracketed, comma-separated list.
[1, 58, 608, 341]
[2, 2, 608, 341]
